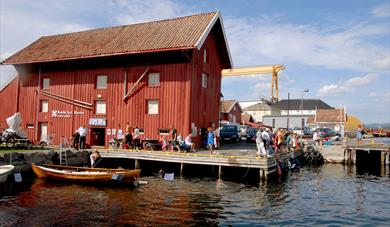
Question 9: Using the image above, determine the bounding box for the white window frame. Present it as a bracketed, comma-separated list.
[148, 72, 160, 86]
[147, 100, 159, 115]
[95, 100, 106, 114]
[42, 78, 50, 89]
[202, 73, 208, 88]
[96, 75, 107, 89]
[41, 100, 48, 113]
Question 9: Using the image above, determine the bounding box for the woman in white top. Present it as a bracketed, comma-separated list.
[256, 129, 266, 157]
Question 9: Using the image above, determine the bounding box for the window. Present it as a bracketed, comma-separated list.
[202, 73, 208, 88]
[40, 100, 48, 112]
[96, 75, 107, 89]
[147, 100, 159, 114]
[42, 78, 50, 89]
[159, 128, 170, 135]
[203, 48, 208, 63]
[95, 100, 106, 114]
[148, 72, 160, 86]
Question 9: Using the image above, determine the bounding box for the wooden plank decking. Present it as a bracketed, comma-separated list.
[99, 149, 303, 176]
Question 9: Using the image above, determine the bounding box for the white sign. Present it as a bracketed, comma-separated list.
[51, 110, 85, 118]
[89, 118, 106, 126]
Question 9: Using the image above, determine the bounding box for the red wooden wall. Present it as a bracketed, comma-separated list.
[13, 29, 225, 148]
[0, 77, 19, 129]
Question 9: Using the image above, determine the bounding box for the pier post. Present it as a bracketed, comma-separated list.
[218, 165, 222, 179]
[386, 153, 390, 165]
[180, 163, 184, 177]
[135, 159, 140, 169]
[381, 152, 386, 176]
[259, 168, 267, 181]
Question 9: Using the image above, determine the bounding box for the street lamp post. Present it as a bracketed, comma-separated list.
[301, 89, 309, 145]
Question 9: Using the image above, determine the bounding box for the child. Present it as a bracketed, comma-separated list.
[207, 127, 217, 155]
[160, 136, 168, 151]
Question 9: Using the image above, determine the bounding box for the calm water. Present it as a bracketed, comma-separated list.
[0, 164, 389, 226]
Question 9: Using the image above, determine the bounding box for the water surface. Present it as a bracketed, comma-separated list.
[0, 164, 389, 226]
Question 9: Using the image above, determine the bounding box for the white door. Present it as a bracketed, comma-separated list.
[40, 123, 48, 142]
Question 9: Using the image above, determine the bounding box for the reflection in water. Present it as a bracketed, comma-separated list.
[0, 164, 389, 226]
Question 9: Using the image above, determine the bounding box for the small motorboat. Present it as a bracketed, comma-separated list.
[32, 163, 141, 183]
[0, 165, 15, 183]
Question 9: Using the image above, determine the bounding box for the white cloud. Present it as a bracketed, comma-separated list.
[110, 0, 188, 25]
[371, 2, 390, 18]
[317, 74, 377, 96]
[224, 16, 390, 72]
[368, 92, 377, 97]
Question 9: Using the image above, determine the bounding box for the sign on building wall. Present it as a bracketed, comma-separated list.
[51, 110, 84, 118]
[89, 118, 106, 126]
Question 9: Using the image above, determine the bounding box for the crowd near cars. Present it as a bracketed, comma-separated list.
[219, 123, 342, 143]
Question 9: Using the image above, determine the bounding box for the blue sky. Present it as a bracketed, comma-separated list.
[1, 0, 389, 123]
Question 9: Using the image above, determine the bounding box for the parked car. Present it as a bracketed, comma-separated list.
[239, 125, 250, 139]
[293, 127, 314, 136]
[220, 124, 240, 142]
[246, 127, 258, 143]
[316, 127, 340, 138]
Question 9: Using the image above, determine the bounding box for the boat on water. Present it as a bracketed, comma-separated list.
[0, 165, 15, 183]
[32, 163, 141, 183]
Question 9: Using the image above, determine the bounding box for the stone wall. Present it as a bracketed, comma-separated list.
[0, 150, 91, 174]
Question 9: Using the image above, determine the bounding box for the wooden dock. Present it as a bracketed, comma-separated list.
[344, 140, 390, 175]
[99, 148, 303, 179]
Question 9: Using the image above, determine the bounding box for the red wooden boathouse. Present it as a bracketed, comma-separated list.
[1, 11, 232, 148]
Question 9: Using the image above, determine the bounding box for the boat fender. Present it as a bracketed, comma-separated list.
[112, 174, 124, 181]
[14, 173, 22, 182]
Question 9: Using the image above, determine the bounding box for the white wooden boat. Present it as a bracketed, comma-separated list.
[0, 165, 15, 183]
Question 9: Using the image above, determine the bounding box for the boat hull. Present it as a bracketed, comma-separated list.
[0, 165, 15, 183]
[32, 164, 141, 183]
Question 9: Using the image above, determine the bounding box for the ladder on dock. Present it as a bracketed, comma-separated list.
[59, 136, 68, 166]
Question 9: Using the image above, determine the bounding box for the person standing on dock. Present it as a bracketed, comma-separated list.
[356, 125, 363, 145]
[133, 126, 140, 150]
[125, 122, 133, 148]
[207, 127, 217, 155]
[72, 130, 80, 150]
[78, 125, 88, 150]
[256, 128, 266, 157]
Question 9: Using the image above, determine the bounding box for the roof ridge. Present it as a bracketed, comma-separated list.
[41, 11, 218, 39]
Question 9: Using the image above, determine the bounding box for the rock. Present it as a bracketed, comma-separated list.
[20, 163, 32, 173]
[3, 153, 25, 162]
[46, 150, 57, 161]
[24, 152, 48, 165]
[66, 157, 86, 166]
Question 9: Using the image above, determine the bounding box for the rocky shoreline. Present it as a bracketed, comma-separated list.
[0, 150, 91, 174]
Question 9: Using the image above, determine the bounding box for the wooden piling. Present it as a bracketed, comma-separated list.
[135, 159, 140, 169]
[218, 165, 222, 179]
[180, 163, 184, 177]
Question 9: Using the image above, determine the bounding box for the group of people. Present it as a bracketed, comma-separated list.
[114, 123, 141, 150]
[160, 125, 196, 153]
[72, 125, 88, 150]
[254, 127, 303, 158]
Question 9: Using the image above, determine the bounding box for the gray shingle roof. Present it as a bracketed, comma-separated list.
[272, 99, 333, 110]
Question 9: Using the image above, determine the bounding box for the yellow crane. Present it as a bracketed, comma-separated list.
[221, 64, 285, 101]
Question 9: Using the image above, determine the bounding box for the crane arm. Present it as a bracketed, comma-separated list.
[221, 65, 285, 76]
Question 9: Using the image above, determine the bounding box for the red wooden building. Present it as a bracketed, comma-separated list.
[1, 12, 232, 148]
[220, 100, 242, 124]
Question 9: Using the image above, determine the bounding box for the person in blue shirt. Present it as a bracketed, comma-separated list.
[207, 127, 218, 155]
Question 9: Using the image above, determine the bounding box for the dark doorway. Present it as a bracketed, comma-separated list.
[91, 128, 105, 146]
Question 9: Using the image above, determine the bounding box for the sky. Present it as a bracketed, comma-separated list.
[0, 0, 389, 124]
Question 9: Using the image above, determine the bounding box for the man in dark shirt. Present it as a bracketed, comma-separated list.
[72, 130, 80, 150]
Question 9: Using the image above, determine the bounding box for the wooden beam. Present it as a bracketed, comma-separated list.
[123, 66, 151, 100]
